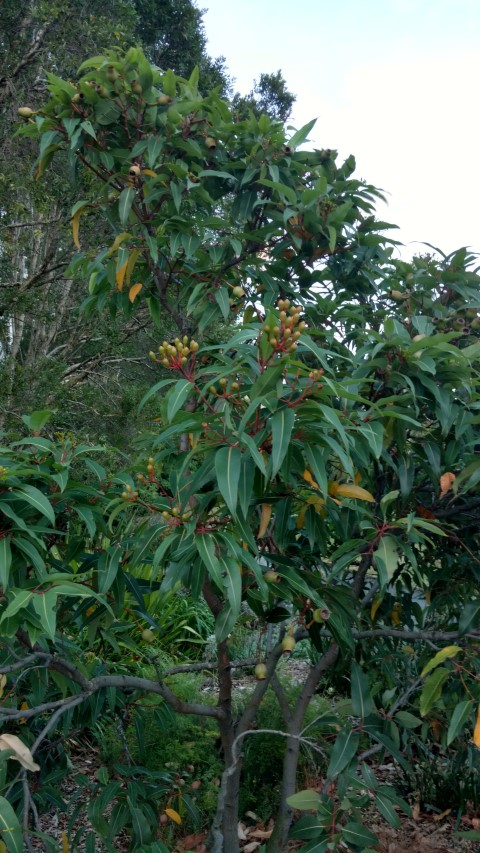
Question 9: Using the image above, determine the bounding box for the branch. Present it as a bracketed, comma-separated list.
[0, 24, 50, 104]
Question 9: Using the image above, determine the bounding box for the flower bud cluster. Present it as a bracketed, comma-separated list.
[263, 300, 307, 353]
[149, 337, 199, 370]
[121, 483, 139, 500]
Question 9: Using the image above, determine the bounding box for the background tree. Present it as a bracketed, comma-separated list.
[0, 0, 292, 441]
[1, 46, 480, 853]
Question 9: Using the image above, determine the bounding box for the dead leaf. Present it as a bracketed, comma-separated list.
[412, 802, 421, 821]
[243, 843, 260, 852]
[0, 733, 40, 771]
[257, 503, 272, 538]
[249, 828, 273, 839]
[433, 808, 451, 821]
[237, 822, 248, 840]
[439, 471, 455, 497]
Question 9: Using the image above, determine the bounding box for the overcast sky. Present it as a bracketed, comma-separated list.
[203, 0, 480, 259]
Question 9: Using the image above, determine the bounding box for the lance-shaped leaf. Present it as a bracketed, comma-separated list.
[350, 661, 373, 719]
[326, 727, 360, 779]
[11, 485, 55, 525]
[447, 699, 473, 746]
[118, 187, 135, 224]
[32, 589, 57, 640]
[166, 379, 193, 423]
[420, 667, 450, 717]
[421, 645, 462, 677]
[270, 407, 295, 478]
[98, 546, 123, 594]
[219, 554, 242, 621]
[196, 534, 223, 589]
[215, 446, 241, 516]
[70, 200, 89, 249]
[0, 537, 12, 591]
[0, 795, 23, 853]
[0, 734, 40, 771]
[373, 535, 399, 588]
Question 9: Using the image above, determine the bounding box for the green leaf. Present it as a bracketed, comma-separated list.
[98, 546, 123, 594]
[326, 727, 360, 779]
[215, 602, 236, 643]
[421, 645, 462, 677]
[341, 822, 378, 848]
[271, 407, 295, 477]
[0, 796, 23, 853]
[350, 662, 373, 719]
[219, 554, 242, 619]
[166, 379, 193, 422]
[138, 378, 175, 411]
[459, 600, 480, 634]
[373, 535, 399, 588]
[420, 667, 450, 717]
[287, 118, 317, 149]
[215, 446, 241, 516]
[0, 537, 12, 590]
[286, 789, 322, 811]
[257, 178, 297, 205]
[394, 711, 422, 730]
[118, 188, 135, 224]
[0, 589, 35, 622]
[196, 534, 223, 589]
[447, 699, 473, 746]
[11, 485, 55, 525]
[32, 589, 57, 640]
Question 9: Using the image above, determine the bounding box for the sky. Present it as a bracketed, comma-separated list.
[203, 0, 480, 259]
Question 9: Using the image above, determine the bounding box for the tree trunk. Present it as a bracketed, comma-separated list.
[266, 643, 339, 852]
[207, 759, 242, 853]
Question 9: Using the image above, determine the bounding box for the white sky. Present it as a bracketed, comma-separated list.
[203, 0, 480, 259]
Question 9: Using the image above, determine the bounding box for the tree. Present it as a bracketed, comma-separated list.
[2, 47, 480, 853]
[232, 70, 296, 122]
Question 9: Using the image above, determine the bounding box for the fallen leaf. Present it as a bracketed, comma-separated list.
[412, 802, 421, 821]
[433, 808, 451, 821]
[249, 828, 273, 839]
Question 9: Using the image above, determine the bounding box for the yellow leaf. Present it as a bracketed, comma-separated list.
[257, 503, 272, 539]
[107, 232, 131, 256]
[421, 645, 462, 677]
[0, 674, 6, 698]
[116, 260, 128, 291]
[392, 603, 402, 625]
[302, 469, 319, 489]
[370, 596, 382, 621]
[473, 706, 480, 748]
[142, 168, 157, 177]
[61, 831, 69, 853]
[354, 471, 362, 485]
[425, 590, 431, 605]
[296, 506, 306, 529]
[71, 210, 83, 249]
[19, 700, 29, 725]
[165, 807, 182, 825]
[334, 484, 375, 502]
[125, 248, 141, 285]
[439, 471, 456, 497]
[128, 282, 143, 303]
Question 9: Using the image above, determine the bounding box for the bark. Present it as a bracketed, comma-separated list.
[266, 643, 339, 852]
